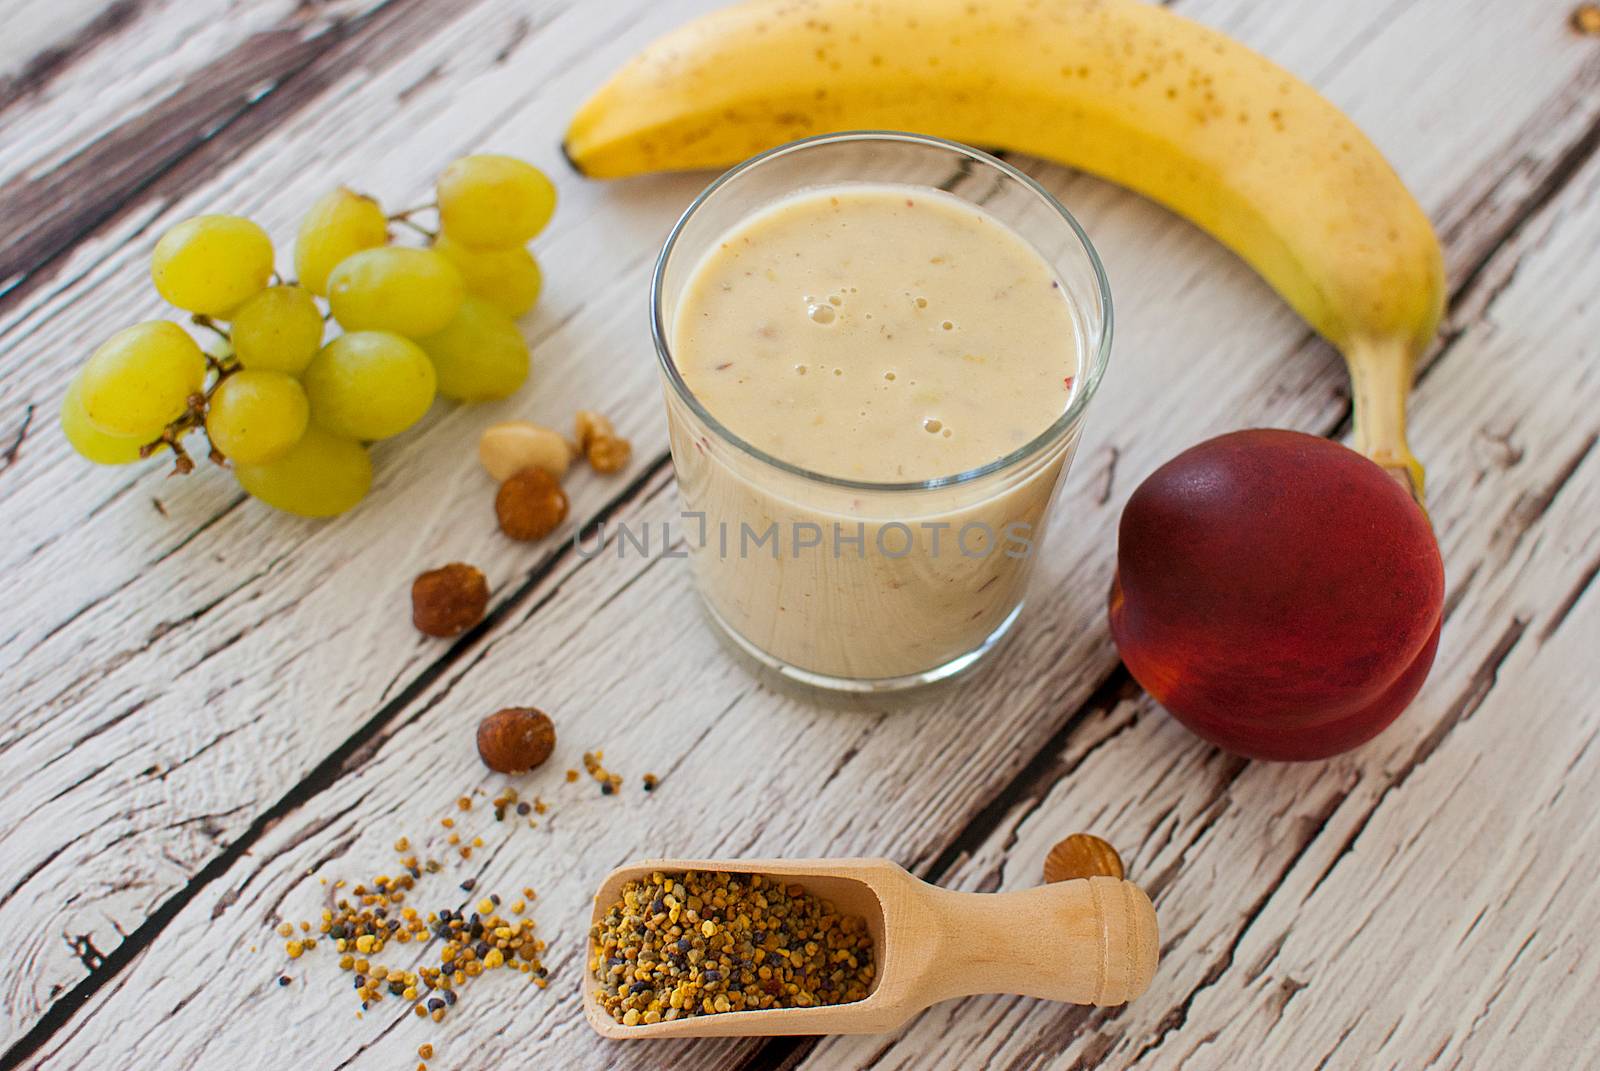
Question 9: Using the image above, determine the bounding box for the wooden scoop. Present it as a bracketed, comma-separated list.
[583, 854, 1159, 1039]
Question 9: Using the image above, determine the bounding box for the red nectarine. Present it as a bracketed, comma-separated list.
[1108, 429, 1444, 760]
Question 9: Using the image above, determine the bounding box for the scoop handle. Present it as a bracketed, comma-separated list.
[915, 876, 1158, 1007]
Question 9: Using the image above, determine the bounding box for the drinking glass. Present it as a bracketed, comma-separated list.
[651, 132, 1113, 692]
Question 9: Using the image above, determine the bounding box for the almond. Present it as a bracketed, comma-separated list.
[1043, 833, 1125, 883]
[479, 421, 573, 483]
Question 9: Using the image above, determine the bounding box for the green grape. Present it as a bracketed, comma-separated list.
[60, 377, 154, 465]
[302, 330, 436, 441]
[206, 370, 309, 465]
[416, 297, 531, 402]
[294, 188, 389, 295]
[326, 247, 464, 337]
[432, 234, 543, 317]
[151, 215, 274, 316]
[436, 154, 556, 249]
[78, 321, 206, 437]
[230, 285, 325, 374]
[235, 425, 371, 518]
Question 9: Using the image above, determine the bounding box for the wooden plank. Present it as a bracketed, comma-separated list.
[0, 0, 1580, 1043]
[7, 1, 1597, 1066]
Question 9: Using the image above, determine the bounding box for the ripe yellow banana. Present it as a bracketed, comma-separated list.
[566, 0, 1446, 502]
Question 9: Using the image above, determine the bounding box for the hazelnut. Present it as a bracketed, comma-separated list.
[411, 563, 489, 637]
[479, 421, 574, 483]
[1043, 833, 1125, 883]
[477, 707, 556, 774]
[495, 467, 568, 541]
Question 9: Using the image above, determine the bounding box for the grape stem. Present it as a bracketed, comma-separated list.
[141, 351, 241, 475]
[388, 202, 437, 222]
[191, 315, 231, 343]
[391, 216, 438, 241]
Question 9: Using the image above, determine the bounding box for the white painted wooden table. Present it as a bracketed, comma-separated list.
[2, 2, 1598, 1068]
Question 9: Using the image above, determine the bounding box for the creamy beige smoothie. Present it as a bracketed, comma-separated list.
[664, 182, 1084, 683]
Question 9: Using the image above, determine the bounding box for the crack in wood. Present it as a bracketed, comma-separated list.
[327, 1010, 409, 1071]
[737, 1036, 816, 1071]
[1489, 433, 1596, 566]
[251, 799, 368, 923]
[1004, 1004, 1133, 1071]
[1, 402, 34, 475]
[396, 60, 447, 103]
[1539, 549, 1600, 643]
[64, 932, 105, 973]
[44, 758, 117, 806]
[1093, 445, 1120, 507]
[162, 722, 251, 782]
[1243, 931, 1289, 987]
[45, 699, 148, 775]
[1264, 974, 1310, 1030]
[0, 828, 97, 916]
[1138, 758, 1250, 908]
[1454, 926, 1538, 1060]
[1312, 1015, 1365, 1071]
[654, 687, 753, 788]
[1440, 561, 1481, 625]
[495, 14, 534, 64]
[1063, 1028, 1124, 1071]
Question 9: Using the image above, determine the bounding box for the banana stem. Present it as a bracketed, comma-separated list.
[1345, 337, 1427, 513]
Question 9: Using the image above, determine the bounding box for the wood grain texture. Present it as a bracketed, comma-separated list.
[0, 0, 1596, 1066]
[0, 0, 702, 1033]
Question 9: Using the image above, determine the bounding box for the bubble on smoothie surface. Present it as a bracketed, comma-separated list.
[924, 418, 943, 433]
[808, 302, 837, 324]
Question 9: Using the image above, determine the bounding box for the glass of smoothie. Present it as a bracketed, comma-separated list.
[651, 132, 1112, 692]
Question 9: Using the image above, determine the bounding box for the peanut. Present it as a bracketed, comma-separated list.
[478, 421, 573, 483]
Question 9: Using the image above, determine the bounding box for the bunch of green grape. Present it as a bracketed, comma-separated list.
[61, 154, 557, 518]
